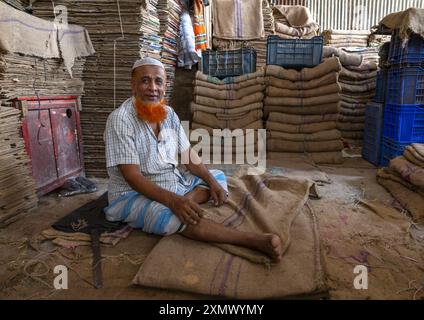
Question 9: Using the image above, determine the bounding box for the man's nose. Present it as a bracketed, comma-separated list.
[147, 80, 157, 91]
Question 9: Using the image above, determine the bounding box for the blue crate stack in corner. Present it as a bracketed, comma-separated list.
[379, 29, 424, 167]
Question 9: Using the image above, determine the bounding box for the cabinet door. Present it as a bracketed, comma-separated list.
[26, 109, 58, 187]
[50, 107, 81, 178]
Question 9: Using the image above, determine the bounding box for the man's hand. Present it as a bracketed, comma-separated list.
[209, 181, 228, 207]
[169, 194, 203, 225]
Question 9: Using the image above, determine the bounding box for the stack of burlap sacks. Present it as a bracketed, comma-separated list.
[191, 71, 265, 156]
[377, 143, 424, 224]
[212, 0, 274, 69]
[272, 5, 319, 39]
[336, 49, 379, 146]
[265, 57, 344, 164]
[322, 29, 370, 48]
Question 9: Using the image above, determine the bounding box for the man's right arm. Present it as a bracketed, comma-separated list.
[119, 164, 202, 225]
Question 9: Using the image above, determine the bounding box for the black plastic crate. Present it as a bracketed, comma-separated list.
[374, 69, 388, 103]
[266, 35, 323, 69]
[200, 48, 256, 78]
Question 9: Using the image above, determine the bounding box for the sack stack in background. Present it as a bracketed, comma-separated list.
[337, 49, 379, 147]
[191, 71, 265, 156]
[0, 107, 38, 227]
[265, 57, 344, 164]
[322, 29, 370, 48]
[0, 55, 86, 108]
[33, 0, 180, 177]
[272, 5, 319, 39]
[377, 143, 424, 224]
[212, 0, 274, 69]
[158, 0, 183, 101]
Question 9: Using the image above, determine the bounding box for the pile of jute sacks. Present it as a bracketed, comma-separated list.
[265, 57, 344, 164]
[336, 48, 379, 147]
[191, 70, 265, 157]
[190, 57, 345, 164]
[377, 143, 424, 224]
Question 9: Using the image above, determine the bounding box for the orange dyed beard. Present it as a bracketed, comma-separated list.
[134, 97, 167, 123]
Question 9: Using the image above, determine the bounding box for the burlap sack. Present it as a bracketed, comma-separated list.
[192, 110, 263, 130]
[340, 107, 366, 116]
[377, 168, 424, 223]
[194, 78, 265, 91]
[322, 29, 370, 36]
[379, 8, 424, 40]
[268, 139, 343, 152]
[322, 46, 362, 67]
[268, 112, 338, 124]
[338, 115, 365, 123]
[340, 82, 376, 93]
[191, 102, 263, 115]
[266, 72, 339, 90]
[212, 0, 265, 40]
[389, 156, 424, 189]
[194, 84, 265, 100]
[133, 170, 326, 298]
[377, 167, 424, 197]
[267, 121, 337, 133]
[340, 67, 378, 80]
[191, 120, 264, 134]
[327, 34, 369, 40]
[274, 22, 318, 38]
[195, 92, 264, 108]
[268, 151, 344, 164]
[264, 102, 340, 117]
[339, 130, 363, 139]
[404, 144, 424, 167]
[266, 83, 340, 98]
[265, 93, 340, 107]
[267, 129, 341, 142]
[341, 94, 375, 104]
[346, 61, 379, 72]
[336, 122, 364, 131]
[273, 5, 318, 30]
[340, 100, 367, 110]
[340, 77, 378, 86]
[265, 57, 341, 81]
[195, 70, 265, 85]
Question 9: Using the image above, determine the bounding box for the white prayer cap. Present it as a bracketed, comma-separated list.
[132, 57, 165, 71]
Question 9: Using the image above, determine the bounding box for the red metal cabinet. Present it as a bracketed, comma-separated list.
[13, 96, 84, 196]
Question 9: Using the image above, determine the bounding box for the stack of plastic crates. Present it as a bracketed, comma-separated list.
[380, 29, 424, 166]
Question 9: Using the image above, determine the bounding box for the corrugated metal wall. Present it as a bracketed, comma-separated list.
[271, 0, 424, 30]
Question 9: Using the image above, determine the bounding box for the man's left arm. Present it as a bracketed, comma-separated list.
[183, 148, 227, 206]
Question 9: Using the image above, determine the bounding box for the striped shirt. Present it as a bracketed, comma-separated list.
[104, 98, 191, 203]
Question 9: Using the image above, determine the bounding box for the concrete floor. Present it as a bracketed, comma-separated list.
[0, 156, 423, 300]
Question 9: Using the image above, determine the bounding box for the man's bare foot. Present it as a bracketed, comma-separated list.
[255, 233, 283, 262]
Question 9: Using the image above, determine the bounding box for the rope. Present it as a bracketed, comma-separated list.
[113, 0, 125, 109]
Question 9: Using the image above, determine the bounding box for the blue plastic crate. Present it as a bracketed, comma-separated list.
[201, 48, 256, 78]
[386, 65, 424, 105]
[362, 102, 384, 165]
[374, 69, 388, 103]
[383, 103, 424, 143]
[266, 35, 323, 69]
[380, 137, 410, 167]
[389, 29, 424, 64]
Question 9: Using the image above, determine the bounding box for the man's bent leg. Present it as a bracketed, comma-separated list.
[181, 218, 283, 262]
[185, 187, 210, 204]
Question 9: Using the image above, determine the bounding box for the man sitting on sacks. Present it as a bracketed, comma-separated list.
[104, 57, 283, 262]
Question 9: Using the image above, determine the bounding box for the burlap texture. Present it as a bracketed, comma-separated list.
[191, 120, 264, 134]
[133, 169, 326, 298]
[268, 151, 344, 164]
[266, 72, 339, 90]
[265, 57, 341, 81]
[265, 93, 340, 107]
[267, 129, 341, 142]
[266, 83, 340, 98]
[268, 139, 343, 152]
[212, 0, 265, 40]
[264, 102, 340, 117]
[195, 70, 265, 84]
[268, 112, 338, 124]
[195, 92, 264, 108]
[322, 46, 362, 67]
[267, 121, 337, 133]
[389, 156, 424, 189]
[194, 77, 265, 91]
[379, 8, 424, 40]
[193, 84, 265, 100]
[377, 168, 424, 223]
[191, 102, 263, 115]
[192, 110, 263, 130]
